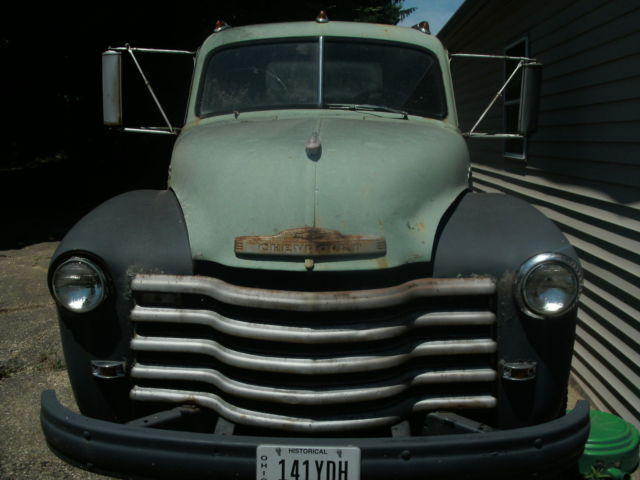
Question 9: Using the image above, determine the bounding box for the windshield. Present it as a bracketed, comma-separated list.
[198, 39, 447, 119]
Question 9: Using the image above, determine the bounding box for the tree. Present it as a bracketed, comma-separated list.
[354, 0, 417, 24]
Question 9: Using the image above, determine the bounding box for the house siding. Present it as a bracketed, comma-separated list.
[439, 0, 640, 429]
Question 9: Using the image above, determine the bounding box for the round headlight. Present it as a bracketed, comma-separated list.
[51, 257, 107, 313]
[517, 253, 581, 318]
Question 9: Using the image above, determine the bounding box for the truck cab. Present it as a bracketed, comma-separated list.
[41, 18, 589, 480]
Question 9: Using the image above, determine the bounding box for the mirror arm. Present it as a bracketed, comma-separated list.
[450, 53, 534, 61]
[449, 53, 541, 138]
[109, 46, 195, 55]
[462, 133, 523, 139]
[125, 44, 176, 135]
[468, 60, 524, 135]
[121, 127, 179, 135]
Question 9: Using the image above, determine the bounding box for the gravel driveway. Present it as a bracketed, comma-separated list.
[0, 242, 108, 479]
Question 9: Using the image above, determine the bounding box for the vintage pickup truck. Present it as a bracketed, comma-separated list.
[40, 14, 595, 480]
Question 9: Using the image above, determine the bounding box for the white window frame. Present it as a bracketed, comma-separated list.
[504, 37, 528, 160]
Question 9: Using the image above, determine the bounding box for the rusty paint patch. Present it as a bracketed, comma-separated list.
[375, 256, 390, 269]
[406, 221, 427, 232]
[235, 227, 386, 258]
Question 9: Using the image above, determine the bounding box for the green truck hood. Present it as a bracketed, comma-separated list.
[170, 111, 469, 271]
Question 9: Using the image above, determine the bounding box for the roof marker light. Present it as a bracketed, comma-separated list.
[316, 11, 329, 23]
[413, 21, 431, 34]
[214, 20, 230, 33]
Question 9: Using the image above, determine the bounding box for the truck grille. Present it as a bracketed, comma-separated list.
[129, 273, 498, 433]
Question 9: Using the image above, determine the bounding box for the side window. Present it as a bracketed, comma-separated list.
[504, 38, 528, 159]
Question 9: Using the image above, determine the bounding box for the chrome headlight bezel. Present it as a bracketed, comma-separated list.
[516, 253, 582, 319]
[51, 256, 109, 313]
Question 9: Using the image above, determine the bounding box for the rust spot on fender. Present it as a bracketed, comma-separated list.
[375, 256, 390, 269]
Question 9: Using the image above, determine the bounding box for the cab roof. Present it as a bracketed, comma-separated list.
[199, 20, 447, 57]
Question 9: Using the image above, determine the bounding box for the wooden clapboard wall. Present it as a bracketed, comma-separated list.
[439, 0, 640, 429]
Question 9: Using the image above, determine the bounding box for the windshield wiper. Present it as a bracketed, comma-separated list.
[325, 103, 408, 120]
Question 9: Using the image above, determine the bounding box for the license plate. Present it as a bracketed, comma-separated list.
[256, 444, 361, 480]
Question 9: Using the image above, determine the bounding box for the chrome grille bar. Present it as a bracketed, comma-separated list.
[131, 335, 497, 374]
[131, 306, 495, 343]
[132, 364, 497, 405]
[132, 274, 496, 311]
[130, 386, 497, 432]
[129, 274, 497, 429]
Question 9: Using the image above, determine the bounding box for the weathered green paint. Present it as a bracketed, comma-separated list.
[170, 110, 468, 271]
[170, 21, 469, 271]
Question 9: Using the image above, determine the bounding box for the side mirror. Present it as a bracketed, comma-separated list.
[102, 51, 123, 126]
[518, 62, 542, 135]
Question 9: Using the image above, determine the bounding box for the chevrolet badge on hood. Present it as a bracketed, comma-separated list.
[235, 227, 386, 257]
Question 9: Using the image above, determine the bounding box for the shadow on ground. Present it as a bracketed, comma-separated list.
[1, 135, 174, 250]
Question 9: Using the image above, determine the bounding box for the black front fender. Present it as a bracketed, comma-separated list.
[433, 192, 580, 429]
[49, 189, 193, 420]
[433, 191, 576, 277]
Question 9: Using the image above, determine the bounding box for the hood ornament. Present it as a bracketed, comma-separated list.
[235, 227, 386, 258]
[305, 132, 322, 161]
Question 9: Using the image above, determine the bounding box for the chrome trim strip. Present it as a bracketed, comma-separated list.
[131, 336, 497, 374]
[130, 387, 399, 432]
[131, 364, 497, 405]
[413, 395, 496, 411]
[234, 227, 386, 258]
[130, 387, 496, 432]
[131, 275, 496, 312]
[318, 36, 324, 105]
[131, 307, 496, 343]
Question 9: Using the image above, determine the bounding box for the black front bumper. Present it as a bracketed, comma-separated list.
[41, 390, 590, 480]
